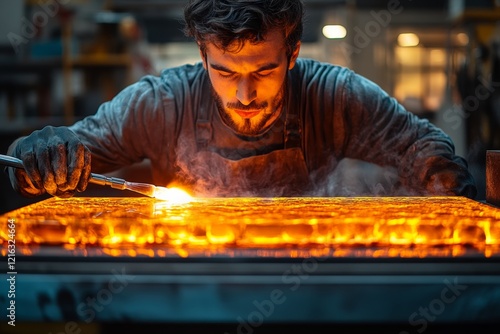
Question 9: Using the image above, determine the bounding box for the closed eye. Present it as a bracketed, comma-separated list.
[218, 70, 235, 78]
[209, 62, 278, 79]
[255, 70, 273, 78]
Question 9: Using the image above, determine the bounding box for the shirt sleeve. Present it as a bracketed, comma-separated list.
[339, 70, 477, 198]
[69, 75, 169, 174]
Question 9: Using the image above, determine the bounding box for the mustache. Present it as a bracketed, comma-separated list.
[226, 101, 268, 110]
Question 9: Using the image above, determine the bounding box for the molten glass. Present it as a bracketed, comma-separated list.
[1, 196, 499, 257]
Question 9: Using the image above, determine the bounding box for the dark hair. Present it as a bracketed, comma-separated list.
[184, 0, 303, 57]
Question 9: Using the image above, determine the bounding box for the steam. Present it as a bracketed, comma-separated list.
[173, 132, 408, 197]
[174, 136, 294, 197]
[172, 128, 461, 198]
[306, 158, 408, 197]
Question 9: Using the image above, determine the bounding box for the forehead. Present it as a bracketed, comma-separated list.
[205, 29, 287, 68]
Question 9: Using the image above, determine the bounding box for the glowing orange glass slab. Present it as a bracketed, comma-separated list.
[1, 196, 499, 257]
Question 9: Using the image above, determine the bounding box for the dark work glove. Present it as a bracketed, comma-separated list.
[7, 126, 91, 198]
[421, 156, 477, 199]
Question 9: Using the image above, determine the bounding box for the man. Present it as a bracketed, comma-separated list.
[7, 0, 476, 199]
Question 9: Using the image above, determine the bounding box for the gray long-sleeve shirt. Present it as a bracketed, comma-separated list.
[69, 58, 477, 198]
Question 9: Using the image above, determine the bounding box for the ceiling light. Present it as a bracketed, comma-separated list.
[397, 33, 419, 47]
[322, 25, 347, 39]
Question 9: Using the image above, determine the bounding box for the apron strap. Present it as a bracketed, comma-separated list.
[284, 70, 302, 149]
[284, 113, 301, 149]
[196, 77, 213, 151]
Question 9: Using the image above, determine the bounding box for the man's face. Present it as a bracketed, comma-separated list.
[201, 29, 300, 136]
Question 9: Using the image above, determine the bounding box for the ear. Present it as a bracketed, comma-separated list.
[288, 42, 301, 70]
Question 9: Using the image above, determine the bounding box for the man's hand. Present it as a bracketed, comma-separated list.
[421, 155, 477, 199]
[7, 126, 91, 198]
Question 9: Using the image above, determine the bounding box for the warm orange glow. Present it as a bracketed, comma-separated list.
[397, 33, 419, 47]
[1, 196, 500, 258]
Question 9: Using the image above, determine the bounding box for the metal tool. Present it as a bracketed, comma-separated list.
[0, 153, 165, 198]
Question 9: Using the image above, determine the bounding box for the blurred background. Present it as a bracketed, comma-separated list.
[1, 0, 500, 213]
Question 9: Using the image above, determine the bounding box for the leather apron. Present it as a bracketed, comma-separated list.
[177, 77, 311, 197]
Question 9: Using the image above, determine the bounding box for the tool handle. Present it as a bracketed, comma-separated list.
[88, 174, 126, 190]
[0, 154, 24, 169]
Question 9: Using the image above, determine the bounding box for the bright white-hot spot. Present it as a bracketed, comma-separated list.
[153, 186, 193, 203]
[322, 25, 347, 39]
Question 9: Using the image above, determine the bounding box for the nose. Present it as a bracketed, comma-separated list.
[236, 77, 257, 106]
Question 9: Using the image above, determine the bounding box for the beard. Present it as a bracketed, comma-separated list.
[211, 82, 286, 137]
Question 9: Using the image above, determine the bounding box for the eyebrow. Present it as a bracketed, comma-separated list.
[209, 62, 280, 73]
